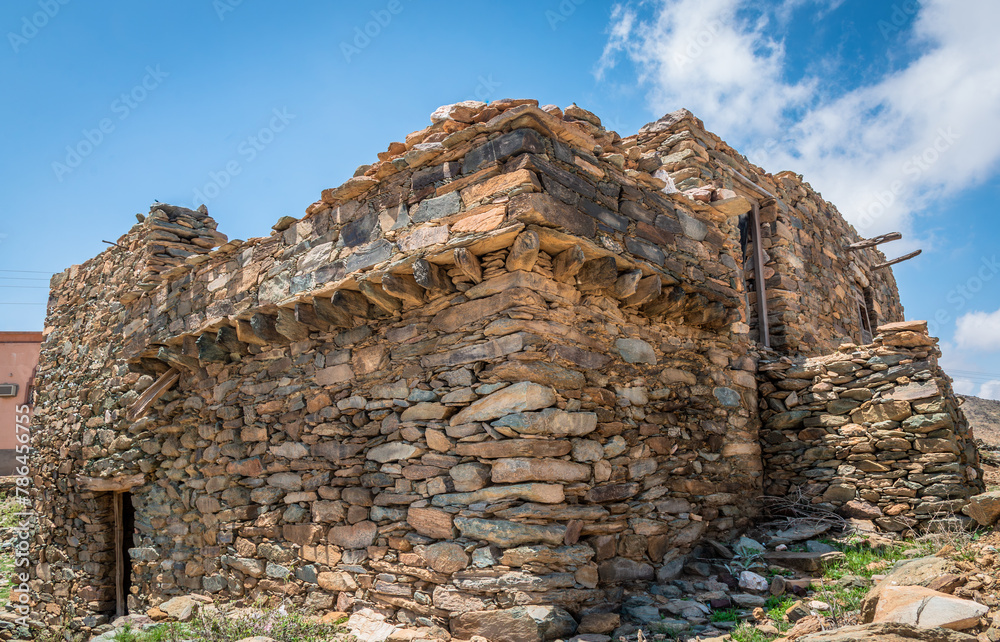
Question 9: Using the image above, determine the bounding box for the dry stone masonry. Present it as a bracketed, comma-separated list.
[759, 320, 983, 532]
[28, 99, 974, 639]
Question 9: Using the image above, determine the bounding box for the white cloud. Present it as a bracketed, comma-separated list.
[597, 0, 816, 138]
[952, 378, 977, 395]
[597, 0, 1000, 238]
[980, 380, 1000, 401]
[955, 308, 1000, 351]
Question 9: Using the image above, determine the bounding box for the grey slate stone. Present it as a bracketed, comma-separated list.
[412, 191, 461, 223]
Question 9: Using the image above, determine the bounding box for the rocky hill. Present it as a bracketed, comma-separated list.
[962, 395, 1000, 447]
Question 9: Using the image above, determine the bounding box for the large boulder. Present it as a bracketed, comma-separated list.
[873, 586, 988, 630]
[860, 556, 951, 622]
[450, 606, 577, 642]
[964, 490, 1000, 526]
[157, 595, 198, 621]
[798, 623, 976, 642]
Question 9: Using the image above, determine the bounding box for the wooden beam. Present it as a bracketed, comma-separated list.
[846, 232, 902, 251]
[182, 334, 198, 358]
[750, 201, 770, 348]
[114, 491, 125, 618]
[873, 249, 922, 270]
[156, 346, 199, 371]
[453, 247, 482, 284]
[126, 367, 179, 421]
[77, 473, 144, 492]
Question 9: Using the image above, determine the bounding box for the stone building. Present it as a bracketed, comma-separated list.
[28, 100, 979, 636]
[0, 331, 42, 475]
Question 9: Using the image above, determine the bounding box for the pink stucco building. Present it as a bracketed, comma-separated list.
[0, 332, 42, 475]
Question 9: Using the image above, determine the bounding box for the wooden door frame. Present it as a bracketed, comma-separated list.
[113, 491, 126, 617]
[78, 475, 142, 617]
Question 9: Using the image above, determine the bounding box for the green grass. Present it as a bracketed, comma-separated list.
[822, 541, 907, 580]
[764, 596, 796, 632]
[0, 493, 21, 602]
[709, 607, 740, 623]
[820, 584, 869, 614]
[109, 606, 348, 642]
[731, 622, 776, 642]
[0, 493, 22, 529]
[112, 622, 189, 642]
[0, 551, 15, 602]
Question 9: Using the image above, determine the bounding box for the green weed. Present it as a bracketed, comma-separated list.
[731, 621, 776, 642]
[709, 607, 740, 623]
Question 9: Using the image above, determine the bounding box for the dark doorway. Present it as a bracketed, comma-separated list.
[114, 491, 135, 616]
[858, 297, 873, 345]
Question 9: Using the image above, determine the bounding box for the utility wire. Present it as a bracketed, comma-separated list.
[0, 269, 55, 274]
[949, 369, 1000, 378]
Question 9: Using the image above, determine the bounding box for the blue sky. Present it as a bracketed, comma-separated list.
[2, 0, 999, 397]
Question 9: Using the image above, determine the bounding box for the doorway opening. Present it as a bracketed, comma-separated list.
[858, 297, 873, 345]
[114, 491, 135, 617]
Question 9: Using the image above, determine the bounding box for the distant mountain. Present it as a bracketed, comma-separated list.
[962, 395, 1000, 447]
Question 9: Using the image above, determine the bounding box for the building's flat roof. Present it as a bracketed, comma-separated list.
[0, 332, 44, 343]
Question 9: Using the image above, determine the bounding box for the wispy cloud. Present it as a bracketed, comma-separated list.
[597, 0, 1000, 238]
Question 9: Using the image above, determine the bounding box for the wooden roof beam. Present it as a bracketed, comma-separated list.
[873, 249, 922, 270]
[846, 232, 902, 251]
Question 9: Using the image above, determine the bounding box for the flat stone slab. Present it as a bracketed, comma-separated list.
[873, 585, 988, 630]
[450, 381, 556, 425]
[799, 622, 975, 642]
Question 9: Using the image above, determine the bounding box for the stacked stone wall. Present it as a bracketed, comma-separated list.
[30, 221, 174, 626]
[626, 110, 905, 354]
[759, 320, 983, 532]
